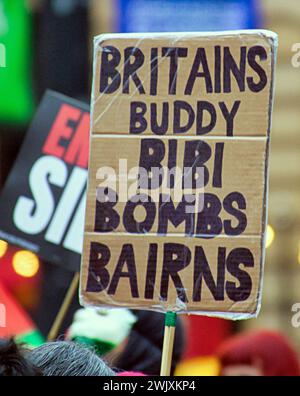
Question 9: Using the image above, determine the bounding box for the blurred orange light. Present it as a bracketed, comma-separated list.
[12, 251, 40, 278]
[0, 240, 8, 258]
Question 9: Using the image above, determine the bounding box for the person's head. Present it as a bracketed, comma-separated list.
[113, 310, 185, 376]
[0, 338, 42, 376]
[29, 341, 115, 376]
[217, 330, 300, 376]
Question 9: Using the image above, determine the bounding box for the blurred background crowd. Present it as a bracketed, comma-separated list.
[0, 0, 300, 376]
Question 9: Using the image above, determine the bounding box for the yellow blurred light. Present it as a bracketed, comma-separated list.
[0, 240, 8, 258]
[175, 356, 220, 376]
[298, 242, 300, 265]
[266, 225, 275, 249]
[12, 250, 39, 278]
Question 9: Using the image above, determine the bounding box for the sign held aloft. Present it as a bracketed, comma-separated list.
[80, 31, 277, 319]
[0, 91, 89, 272]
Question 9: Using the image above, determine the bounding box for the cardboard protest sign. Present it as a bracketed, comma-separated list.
[80, 31, 277, 319]
[0, 91, 89, 271]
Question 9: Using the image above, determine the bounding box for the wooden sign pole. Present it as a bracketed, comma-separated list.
[160, 311, 177, 376]
[47, 272, 80, 341]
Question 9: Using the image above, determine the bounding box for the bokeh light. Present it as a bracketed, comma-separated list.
[12, 250, 40, 278]
[266, 225, 275, 249]
[0, 240, 8, 258]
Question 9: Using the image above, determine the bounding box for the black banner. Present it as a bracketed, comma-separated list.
[0, 91, 89, 271]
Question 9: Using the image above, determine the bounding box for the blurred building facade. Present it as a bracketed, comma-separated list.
[243, 0, 300, 351]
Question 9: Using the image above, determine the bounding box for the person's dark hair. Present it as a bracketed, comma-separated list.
[115, 311, 185, 375]
[0, 338, 42, 376]
[29, 341, 115, 376]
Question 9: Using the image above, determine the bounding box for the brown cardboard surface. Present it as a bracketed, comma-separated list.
[85, 135, 267, 236]
[80, 31, 277, 319]
[81, 233, 261, 314]
[91, 33, 274, 137]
